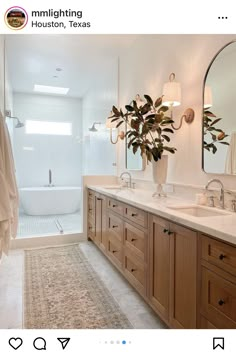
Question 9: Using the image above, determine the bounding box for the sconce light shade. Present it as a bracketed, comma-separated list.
[204, 85, 213, 109]
[162, 73, 181, 107]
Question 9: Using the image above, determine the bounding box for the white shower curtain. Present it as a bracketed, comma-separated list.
[225, 131, 236, 174]
[0, 111, 19, 259]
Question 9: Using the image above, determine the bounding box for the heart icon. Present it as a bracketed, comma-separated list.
[9, 338, 23, 350]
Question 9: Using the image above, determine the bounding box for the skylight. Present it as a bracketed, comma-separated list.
[33, 84, 69, 95]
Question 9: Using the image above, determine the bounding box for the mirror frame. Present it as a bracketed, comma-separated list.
[202, 39, 236, 175]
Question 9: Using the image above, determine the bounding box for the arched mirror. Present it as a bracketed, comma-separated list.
[203, 40, 236, 175]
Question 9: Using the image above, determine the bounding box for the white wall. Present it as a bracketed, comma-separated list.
[118, 34, 236, 190]
[82, 58, 117, 176]
[13, 93, 82, 188]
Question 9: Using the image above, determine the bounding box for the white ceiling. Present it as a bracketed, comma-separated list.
[5, 34, 137, 98]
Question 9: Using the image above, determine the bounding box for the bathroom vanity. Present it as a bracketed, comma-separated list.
[87, 186, 236, 329]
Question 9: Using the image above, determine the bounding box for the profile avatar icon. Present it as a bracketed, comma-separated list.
[5, 6, 28, 30]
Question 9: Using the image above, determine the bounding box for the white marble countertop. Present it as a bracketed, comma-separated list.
[88, 185, 236, 246]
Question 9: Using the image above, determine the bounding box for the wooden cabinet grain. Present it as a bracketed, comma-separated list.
[87, 188, 236, 329]
[149, 215, 197, 328]
[200, 234, 236, 328]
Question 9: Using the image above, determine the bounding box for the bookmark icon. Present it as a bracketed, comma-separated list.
[57, 338, 70, 350]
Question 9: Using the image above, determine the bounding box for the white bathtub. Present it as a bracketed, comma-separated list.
[19, 186, 81, 216]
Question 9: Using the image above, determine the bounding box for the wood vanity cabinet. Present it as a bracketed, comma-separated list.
[200, 234, 236, 328]
[149, 215, 197, 328]
[87, 188, 236, 329]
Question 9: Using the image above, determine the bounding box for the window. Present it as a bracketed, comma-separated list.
[25, 120, 72, 136]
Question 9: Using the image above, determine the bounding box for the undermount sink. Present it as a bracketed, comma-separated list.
[167, 205, 231, 217]
[103, 185, 123, 190]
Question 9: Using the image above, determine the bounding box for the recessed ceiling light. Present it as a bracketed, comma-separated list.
[53, 76, 58, 78]
[34, 84, 69, 95]
[56, 68, 62, 72]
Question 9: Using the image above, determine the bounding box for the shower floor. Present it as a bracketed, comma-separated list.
[17, 211, 81, 238]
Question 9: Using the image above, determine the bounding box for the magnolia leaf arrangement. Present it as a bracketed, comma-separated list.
[203, 108, 229, 154]
[109, 95, 176, 162]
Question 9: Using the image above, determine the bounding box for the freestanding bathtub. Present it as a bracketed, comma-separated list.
[19, 186, 81, 216]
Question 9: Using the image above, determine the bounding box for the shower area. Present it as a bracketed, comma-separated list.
[4, 35, 118, 239]
[6, 91, 83, 238]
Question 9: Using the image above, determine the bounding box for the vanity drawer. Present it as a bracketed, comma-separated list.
[201, 235, 236, 277]
[107, 198, 124, 216]
[124, 248, 145, 292]
[124, 222, 145, 260]
[201, 267, 236, 328]
[124, 204, 148, 228]
[107, 213, 123, 242]
[107, 237, 122, 268]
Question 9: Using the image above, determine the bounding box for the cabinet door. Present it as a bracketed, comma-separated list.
[87, 190, 95, 241]
[169, 223, 197, 328]
[95, 194, 102, 245]
[149, 215, 170, 322]
[95, 194, 107, 251]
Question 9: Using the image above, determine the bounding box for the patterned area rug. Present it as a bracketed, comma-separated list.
[24, 245, 133, 328]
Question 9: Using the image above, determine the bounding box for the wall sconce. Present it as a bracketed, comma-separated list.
[162, 73, 195, 130]
[106, 112, 125, 144]
[204, 85, 213, 109]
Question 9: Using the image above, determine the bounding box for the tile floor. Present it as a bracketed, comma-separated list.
[0, 241, 166, 329]
[17, 211, 81, 238]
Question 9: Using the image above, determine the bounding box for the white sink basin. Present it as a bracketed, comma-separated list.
[167, 205, 231, 217]
[103, 185, 123, 190]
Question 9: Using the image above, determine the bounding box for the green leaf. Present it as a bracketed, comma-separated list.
[133, 144, 138, 154]
[210, 118, 222, 126]
[154, 114, 162, 123]
[162, 128, 174, 133]
[144, 95, 153, 105]
[125, 105, 134, 112]
[154, 96, 163, 108]
[116, 120, 124, 128]
[158, 106, 169, 113]
[204, 110, 216, 117]
[220, 141, 230, 145]
[111, 117, 120, 123]
[112, 106, 120, 117]
[210, 133, 217, 141]
[162, 135, 170, 142]
[212, 145, 217, 154]
[163, 146, 177, 154]
[140, 103, 151, 115]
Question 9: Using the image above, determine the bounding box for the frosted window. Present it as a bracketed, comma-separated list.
[25, 120, 72, 135]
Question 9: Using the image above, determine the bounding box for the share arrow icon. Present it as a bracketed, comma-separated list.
[57, 338, 70, 350]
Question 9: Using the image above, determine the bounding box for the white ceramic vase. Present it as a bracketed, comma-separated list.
[152, 155, 168, 197]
